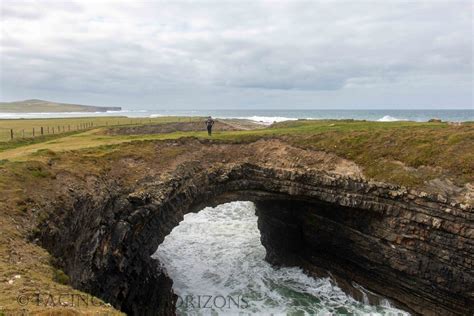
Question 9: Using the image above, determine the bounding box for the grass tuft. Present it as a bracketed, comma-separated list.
[52, 268, 70, 285]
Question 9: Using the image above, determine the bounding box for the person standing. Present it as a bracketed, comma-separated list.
[205, 116, 215, 136]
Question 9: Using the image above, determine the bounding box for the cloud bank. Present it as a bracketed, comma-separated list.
[1, 0, 472, 109]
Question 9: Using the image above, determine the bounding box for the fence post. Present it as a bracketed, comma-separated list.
[68, 125, 70, 131]
[10, 129, 13, 140]
[22, 129, 25, 138]
[33, 128, 35, 137]
[41, 127, 44, 135]
[52, 127, 55, 134]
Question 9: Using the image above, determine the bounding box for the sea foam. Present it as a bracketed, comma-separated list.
[153, 201, 409, 315]
[377, 115, 407, 122]
[240, 116, 298, 125]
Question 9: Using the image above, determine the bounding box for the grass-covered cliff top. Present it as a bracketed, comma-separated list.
[274, 120, 474, 187]
[0, 118, 472, 188]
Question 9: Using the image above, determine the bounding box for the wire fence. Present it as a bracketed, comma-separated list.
[0, 118, 160, 142]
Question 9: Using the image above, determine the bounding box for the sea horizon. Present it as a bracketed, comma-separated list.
[1, 108, 472, 124]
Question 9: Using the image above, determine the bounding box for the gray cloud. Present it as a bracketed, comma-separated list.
[0, 0, 472, 108]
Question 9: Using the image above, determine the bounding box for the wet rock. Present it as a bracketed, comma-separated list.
[35, 162, 473, 316]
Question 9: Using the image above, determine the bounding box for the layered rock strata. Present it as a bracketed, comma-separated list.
[35, 140, 473, 315]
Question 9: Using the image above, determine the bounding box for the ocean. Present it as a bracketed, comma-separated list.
[154, 201, 408, 315]
[0, 109, 472, 124]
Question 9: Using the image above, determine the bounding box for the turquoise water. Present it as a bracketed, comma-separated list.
[153, 201, 409, 315]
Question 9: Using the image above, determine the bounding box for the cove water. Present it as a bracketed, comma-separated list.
[153, 201, 409, 315]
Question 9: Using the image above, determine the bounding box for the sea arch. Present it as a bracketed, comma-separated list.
[36, 158, 473, 315]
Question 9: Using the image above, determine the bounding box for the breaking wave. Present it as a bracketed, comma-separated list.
[377, 115, 407, 122]
[238, 116, 298, 125]
[153, 201, 409, 315]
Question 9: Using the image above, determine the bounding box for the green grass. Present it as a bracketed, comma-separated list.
[0, 131, 84, 152]
[0, 118, 472, 187]
[203, 120, 473, 186]
[279, 121, 473, 185]
[0, 116, 203, 141]
[52, 268, 70, 285]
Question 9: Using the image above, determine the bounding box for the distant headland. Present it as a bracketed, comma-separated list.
[0, 99, 121, 113]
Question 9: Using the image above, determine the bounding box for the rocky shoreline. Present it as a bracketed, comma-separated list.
[29, 139, 473, 315]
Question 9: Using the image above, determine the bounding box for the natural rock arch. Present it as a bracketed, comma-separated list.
[37, 158, 473, 315]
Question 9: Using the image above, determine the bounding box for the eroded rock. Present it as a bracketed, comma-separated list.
[32, 140, 473, 315]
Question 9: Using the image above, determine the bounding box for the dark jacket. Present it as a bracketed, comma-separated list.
[206, 118, 215, 127]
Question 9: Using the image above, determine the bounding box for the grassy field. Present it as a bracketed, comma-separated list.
[0, 117, 472, 188]
[0, 116, 202, 141]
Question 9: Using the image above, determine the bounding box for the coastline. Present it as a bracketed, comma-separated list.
[0, 109, 472, 123]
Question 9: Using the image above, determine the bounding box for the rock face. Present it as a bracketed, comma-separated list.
[35, 141, 473, 316]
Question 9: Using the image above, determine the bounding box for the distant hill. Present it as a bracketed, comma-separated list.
[0, 99, 121, 113]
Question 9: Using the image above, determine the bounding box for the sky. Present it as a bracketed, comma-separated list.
[0, 0, 472, 110]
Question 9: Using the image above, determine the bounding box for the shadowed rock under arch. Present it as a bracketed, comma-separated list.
[35, 139, 473, 315]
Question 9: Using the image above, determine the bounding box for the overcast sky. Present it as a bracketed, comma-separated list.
[1, 0, 472, 109]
